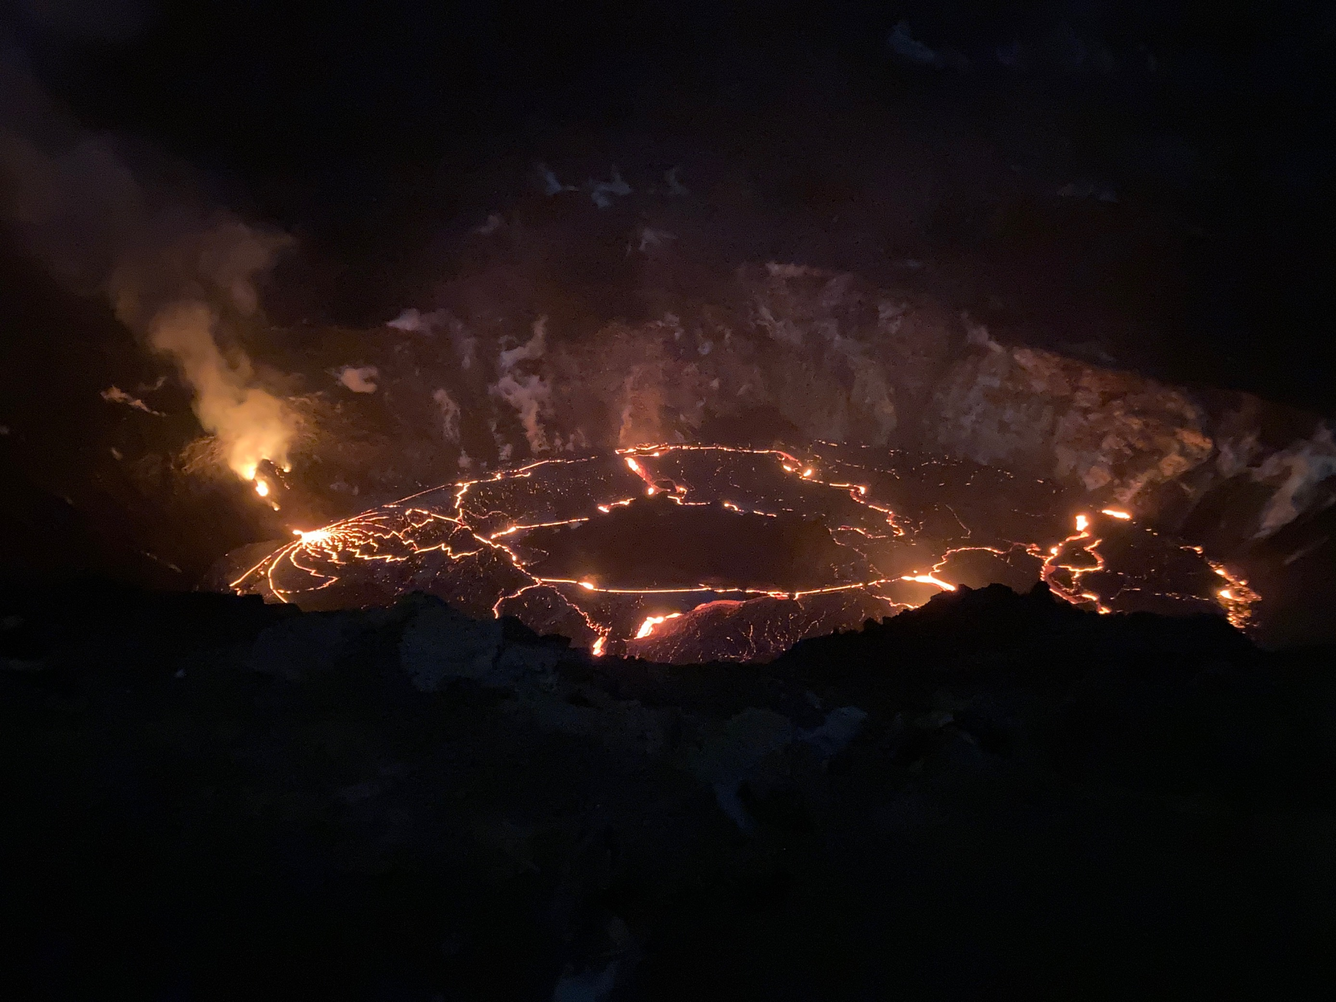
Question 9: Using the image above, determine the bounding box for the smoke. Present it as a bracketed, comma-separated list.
[491, 317, 552, 453]
[1252, 424, 1336, 538]
[337, 365, 380, 394]
[493, 373, 552, 454]
[433, 388, 461, 443]
[0, 44, 297, 485]
[145, 301, 293, 479]
[497, 315, 546, 369]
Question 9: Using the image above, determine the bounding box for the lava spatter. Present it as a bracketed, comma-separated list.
[229, 444, 1259, 662]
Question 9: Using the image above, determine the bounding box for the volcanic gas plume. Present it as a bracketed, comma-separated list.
[0, 48, 297, 490]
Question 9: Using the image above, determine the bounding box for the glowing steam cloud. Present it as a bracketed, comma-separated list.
[107, 217, 298, 483]
[113, 230, 298, 484]
[0, 47, 296, 486]
[146, 302, 292, 480]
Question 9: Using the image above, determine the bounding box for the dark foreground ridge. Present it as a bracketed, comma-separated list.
[3, 582, 1335, 999]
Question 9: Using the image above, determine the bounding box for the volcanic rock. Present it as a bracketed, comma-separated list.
[4, 579, 1336, 997]
[398, 597, 507, 690]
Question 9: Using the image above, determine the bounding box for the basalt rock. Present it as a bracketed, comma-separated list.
[3, 579, 1335, 998]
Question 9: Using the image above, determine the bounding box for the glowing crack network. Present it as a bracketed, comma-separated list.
[229, 444, 1259, 663]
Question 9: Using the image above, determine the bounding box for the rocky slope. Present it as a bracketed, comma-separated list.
[4, 580, 1335, 998]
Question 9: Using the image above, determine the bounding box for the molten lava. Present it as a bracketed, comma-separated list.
[636, 613, 683, 639]
[228, 444, 1259, 662]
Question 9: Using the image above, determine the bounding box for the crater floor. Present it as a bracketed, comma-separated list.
[228, 444, 1257, 662]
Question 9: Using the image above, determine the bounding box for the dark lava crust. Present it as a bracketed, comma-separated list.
[525, 494, 857, 591]
[3, 580, 1336, 999]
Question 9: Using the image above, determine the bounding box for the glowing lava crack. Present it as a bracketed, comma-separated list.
[229, 445, 1259, 663]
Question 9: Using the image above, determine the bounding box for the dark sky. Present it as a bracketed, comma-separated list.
[5, 0, 1335, 407]
[17, 1, 1331, 186]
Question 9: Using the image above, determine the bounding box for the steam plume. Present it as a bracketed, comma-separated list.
[0, 45, 297, 485]
[144, 301, 293, 480]
[491, 317, 552, 453]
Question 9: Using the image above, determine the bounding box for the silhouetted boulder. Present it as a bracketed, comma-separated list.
[3, 579, 1335, 998]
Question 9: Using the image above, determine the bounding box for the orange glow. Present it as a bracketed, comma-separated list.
[1030, 512, 1111, 613]
[230, 442, 1263, 656]
[635, 613, 683, 639]
[624, 453, 660, 495]
[901, 574, 956, 591]
[1200, 555, 1260, 630]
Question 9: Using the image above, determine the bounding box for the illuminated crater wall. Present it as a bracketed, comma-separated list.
[231, 444, 1256, 663]
[228, 229, 1332, 647]
[271, 259, 1335, 564]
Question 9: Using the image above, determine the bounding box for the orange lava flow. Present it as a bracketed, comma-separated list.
[230, 446, 1260, 652]
[1202, 555, 1261, 631]
[1030, 512, 1112, 612]
[900, 574, 957, 591]
[635, 612, 684, 639]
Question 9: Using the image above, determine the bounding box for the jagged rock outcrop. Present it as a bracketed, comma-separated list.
[928, 327, 1216, 498]
[4, 580, 1336, 997]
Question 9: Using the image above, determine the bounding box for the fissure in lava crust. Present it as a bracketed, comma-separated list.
[229, 443, 1258, 663]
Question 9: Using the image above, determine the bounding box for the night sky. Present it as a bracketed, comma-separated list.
[6, 1, 1329, 411]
